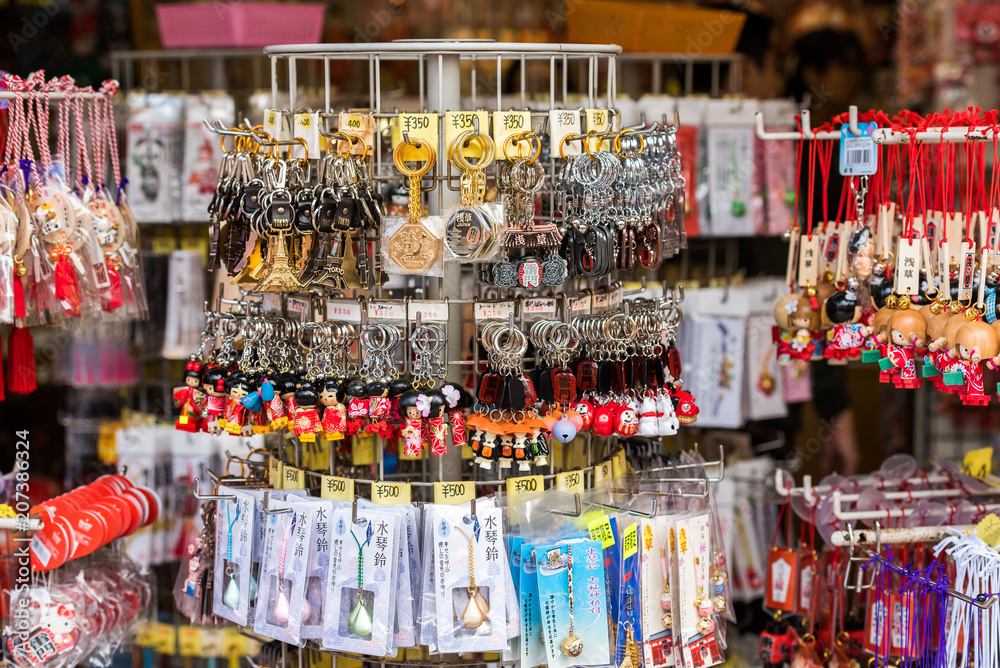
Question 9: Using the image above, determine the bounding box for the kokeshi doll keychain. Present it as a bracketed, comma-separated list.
[886, 308, 927, 389]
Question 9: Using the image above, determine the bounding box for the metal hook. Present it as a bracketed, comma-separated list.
[192, 478, 236, 501]
[551, 493, 583, 517]
[262, 490, 292, 515]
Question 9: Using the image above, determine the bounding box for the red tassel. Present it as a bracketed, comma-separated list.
[103, 261, 124, 311]
[7, 327, 35, 394]
[53, 254, 81, 317]
[12, 271, 25, 320]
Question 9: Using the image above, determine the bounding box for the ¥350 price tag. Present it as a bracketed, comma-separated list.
[493, 111, 531, 159]
[445, 110, 489, 158]
[392, 113, 439, 163]
[555, 469, 584, 496]
[373, 481, 411, 505]
[327, 299, 362, 324]
[549, 109, 582, 157]
[434, 481, 475, 505]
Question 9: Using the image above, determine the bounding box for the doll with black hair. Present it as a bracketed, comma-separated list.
[397, 389, 423, 457]
[173, 358, 205, 432]
[345, 379, 369, 436]
[293, 380, 322, 442]
[201, 365, 229, 434]
[259, 374, 288, 430]
[319, 378, 347, 440]
[275, 374, 299, 427]
[824, 289, 869, 363]
[440, 382, 468, 447]
[387, 378, 412, 424]
[422, 390, 448, 455]
[224, 373, 255, 436]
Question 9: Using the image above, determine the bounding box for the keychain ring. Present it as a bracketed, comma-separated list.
[451, 130, 496, 171]
[393, 138, 435, 178]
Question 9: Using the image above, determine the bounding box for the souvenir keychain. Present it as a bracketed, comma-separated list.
[446, 129, 500, 261]
[385, 137, 442, 275]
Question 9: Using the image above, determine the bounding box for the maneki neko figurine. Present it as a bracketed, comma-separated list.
[773, 294, 820, 365]
[884, 309, 927, 389]
[945, 319, 999, 405]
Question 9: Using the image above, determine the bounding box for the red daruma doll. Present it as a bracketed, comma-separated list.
[885, 309, 926, 389]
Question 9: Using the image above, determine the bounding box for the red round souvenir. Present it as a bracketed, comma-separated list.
[614, 404, 640, 437]
[134, 486, 161, 527]
[29, 519, 72, 572]
[592, 405, 615, 437]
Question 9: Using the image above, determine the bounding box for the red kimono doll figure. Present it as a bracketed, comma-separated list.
[345, 379, 369, 436]
[886, 310, 926, 390]
[366, 381, 391, 436]
[173, 359, 204, 432]
[201, 366, 228, 435]
[824, 290, 868, 364]
[423, 391, 448, 456]
[293, 380, 322, 443]
[868, 307, 895, 384]
[224, 374, 254, 436]
[263, 375, 292, 430]
[952, 321, 999, 406]
[772, 293, 799, 365]
[924, 310, 954, 390]
[279, 374, 298, 422]
[397, 390, 423, 458]
[786, 295, 820, 364]
[319, 378, 347, 440]
[441, 382, 467, 447]
[940, 312, 977, 395]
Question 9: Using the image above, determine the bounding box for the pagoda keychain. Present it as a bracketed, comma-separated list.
[445, 129, 500, 261]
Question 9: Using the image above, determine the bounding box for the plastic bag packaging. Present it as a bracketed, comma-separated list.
[125, 92, 184, 223]
[212, 488, 257, 626]
[321, 505, 399, 657]
[381, 215, 445, 277]
[181, 93, 235, 221]
[292, 497, 347, 641]
[253, 497, 310, 646]
[442, 202, 506, 262]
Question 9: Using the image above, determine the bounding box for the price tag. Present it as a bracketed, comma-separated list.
[408, 300, 449, 322]
[445, 111, 489, 159]
[568, 295, 592, 314]
[353, 437, 375, 466]
[592, 292, 610, 311]
[434, 481, 475, 505]
[587, 513, 615, 549]
[974, 513, 1000, 548]
[797, 233, 820, 287]
[373, 481, 411, 505]
[392, 113, 439, 163]
[610, 287, 623, 308]
[963, 447, 993, 480]
[179, 627, 202, 657]
[153, 623, 177, 655]
[151, 237, 176, 254]
[555, 469, 584, 497]
[283, 466, 305, 491]
[286, 296, 311, 323]
[549, 109, 582, 157]
[264, 109, 290, 152]
[135, 621, 156, 648]
[585, 108, 610, 133]
[611, 450, 627, 481]
[522, 297, 557, 318]
[506, 474, 544, 514]
[293, 112, 321, 161]
[475, 300, 516, 322]
[327, 299, 362, 324]
[594, 461, 612, 488]
[622, 522, 639, 560]
[493, 111, 532, 159]
[368, 301, 406, 321]
[200, 629, 226, 657]
[268, 456, 283, 488]
[338, 112, 374, 155]
[321, 475, 354, 502]
[839, 122, 878, 176]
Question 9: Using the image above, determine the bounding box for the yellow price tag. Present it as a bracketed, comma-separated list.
[153, 623, 177, 655]
[461, 444, 474, 460]
[974, 513, 1000, 548]
[585, 108, 610, 133]
[434, 481, 475, 505]
[338, 112, 374, 155]
[178, 626, 202, 657]
[594, 461, 612, 488]
[283, 466, 305, 491]
[151, 237, 176, 255]
[135, 621, 156, 648]
[321, 475, 354, 502]
[269, 456, 283, 488]
[611, 450, 628, 481]
[201, 628, 226, 656]
[622, 522, 639, 560]
[353, 437, 375, 466]
[492, 110, 532, 159]
[587, 513, 615, 549]
[963, 447, 993, 480]
[373, 481, 411, 505]
[392, 113, 439, 163]
[555, 469, 585, 497]
[445, 111, 489, 159]
[506, 474, 544, 514]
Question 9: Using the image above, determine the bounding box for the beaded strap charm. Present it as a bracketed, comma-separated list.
[349, 521, 374, 637]
[560, 548, 583, 657]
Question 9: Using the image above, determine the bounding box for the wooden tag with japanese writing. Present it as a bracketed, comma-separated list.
[895, 236, 921, 296]
[958, 241, 976, 302]
[797, 233, 820, 287]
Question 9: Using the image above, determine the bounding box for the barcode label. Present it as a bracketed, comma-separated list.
[839, 122, 879, 176]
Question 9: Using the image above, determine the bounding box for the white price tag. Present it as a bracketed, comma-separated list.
[592, 292, 610, 311]
[286, 296, 310, 322]
[368, 301, 406, 321]
[839, 122, 878, 176]
[568, 295, 592, 314]
[522, 297, 557, 317]
[610, 286, 623, 308]
[293, 112, 321, 160]
[407, 300, 449, 322]
[327, 299, 362, 324]
[549, 109, 582, 157]
[263, 109, 290, 147]
[475, 300, 516, 322]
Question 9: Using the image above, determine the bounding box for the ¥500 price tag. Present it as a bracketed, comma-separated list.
[373, 481, 411, 505]
[321, 475, 354, 502]
[434, 481, 475, 505]
[506, 475, 544, 514]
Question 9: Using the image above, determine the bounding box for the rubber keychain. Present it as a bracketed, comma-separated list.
[222, 499, 242, 609]
[348, 520, 374, 637]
